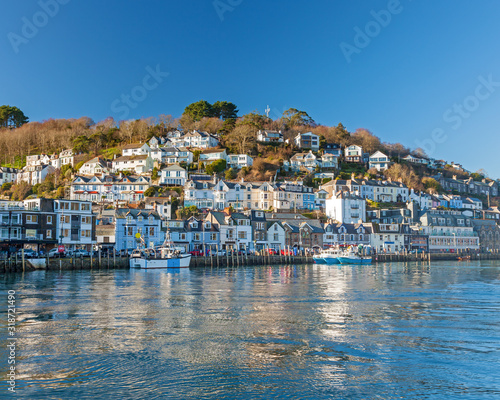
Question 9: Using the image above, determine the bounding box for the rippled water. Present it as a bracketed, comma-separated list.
[1, 261, 500, 399]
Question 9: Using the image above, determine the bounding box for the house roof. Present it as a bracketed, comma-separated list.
[122, 143, 148, 149]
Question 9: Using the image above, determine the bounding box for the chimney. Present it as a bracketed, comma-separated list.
[453, 175, 457, 180]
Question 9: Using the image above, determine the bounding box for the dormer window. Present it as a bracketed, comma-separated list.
[191, 222, 198, 228]
[204, 221, 211, 229]
[126, 216, 133, 223]
[138, 216, 143, 222]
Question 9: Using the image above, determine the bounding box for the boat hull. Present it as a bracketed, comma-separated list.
[313, 256, 326, 264]
[337, 256, 372, 265]
[129, 254, 192, 269]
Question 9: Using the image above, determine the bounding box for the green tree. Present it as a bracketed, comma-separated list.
[151, 167, 159, 180]
[225, 168, 237, 180]
[281, 108, 315, 128]
[72, 135, 91, 154]
[0, 105, 29, 128]
[212, 101, 238, 120]
[144, 187, 157, 197]
[1, 182, 12, 192]
[184, 100, 214, 121]
[205, 159, 227, 175]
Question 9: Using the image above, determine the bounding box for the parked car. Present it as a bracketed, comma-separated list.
[16, 249, 38, 258]
[280, 249, 293, 256]
[267, 248, 278, 255]
[48, 248, 65, 258]
[190, 249, 203, 256]
[74, 249, 90, 257]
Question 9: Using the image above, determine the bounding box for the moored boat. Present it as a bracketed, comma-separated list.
[313, 247, 343, 264]
[337, 245, 372, 265]
[129, 231, 191, 269]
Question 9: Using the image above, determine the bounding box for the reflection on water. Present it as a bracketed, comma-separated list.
[1, 261, 500, 399]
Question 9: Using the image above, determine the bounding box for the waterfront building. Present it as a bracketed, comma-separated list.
[114, 208, 163, 252]
[23, 198, 96, 252]
[415, 210, 480, 252]
[0, 200, 57, 254]
[325, 191, 366, 223]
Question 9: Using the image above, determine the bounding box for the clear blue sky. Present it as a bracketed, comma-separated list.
[1, 0, 500, 177]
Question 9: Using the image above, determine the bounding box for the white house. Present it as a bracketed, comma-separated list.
[344, 145, 364, 163]
[325, 191, 366, 223]
[59, 149, 75, 167]
[152, 146, 193, 165]
[181, 130, 219, 149]
[286, 151, 319, 172]
[227, 154, 253, 169]
[295, 132, 320, 151]
[257, 130, 283, 143]
[71, 174, 151, 204]
[320, 153, 339, 169]
[78, 157, 112, 175]
[17, 165, 56, 185]
[266, 221, 286, 251]
[121, 143, 151, 157]
[369, 151, 391, 171]
[112, 154, 154, 174]
[199, 148, 228, 163]
[159, 164, 187, 186]
[0, 167, 19, 185]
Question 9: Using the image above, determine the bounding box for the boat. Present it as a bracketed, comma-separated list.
[313, 247, 343, 264]
[457, 255, 471, 261]
[129, 232, 191, 269]
[337, 245, 372, 265]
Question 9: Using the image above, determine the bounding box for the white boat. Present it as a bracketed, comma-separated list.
[313, 247, 343, 264]
[129, 232, 191, 269]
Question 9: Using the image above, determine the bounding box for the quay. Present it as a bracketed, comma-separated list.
[1, 251, 500, 273]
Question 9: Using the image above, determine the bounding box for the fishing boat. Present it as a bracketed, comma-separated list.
[313, 247, 343, 264]
[337, 245, 372, 265]
[129, 232, 191, 269]
[457, 255, 471, 261]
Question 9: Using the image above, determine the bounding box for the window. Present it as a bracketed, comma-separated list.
[60, 215, 70, 224]
[210, 233, 217, 241]
[71, 203, 79, 211]
[47, 215, 53, 224]
[180, 233, 186, 240]
[194, 233, 201, 241]
[26, 215, 38, 223]
[149, 227, 155, 236]
[81, 203, 90, 211]
[274, 233, 279, 241]
[274, 224, 278, 231]
[238, 231, 246, 239]
[138, 216, 143, 222]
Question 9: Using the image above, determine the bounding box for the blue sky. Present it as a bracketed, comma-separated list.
[1, 0, 500, 177]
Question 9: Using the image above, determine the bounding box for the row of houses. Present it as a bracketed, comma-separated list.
[94, 203, 499, 254]
[0, 198, 95, 254]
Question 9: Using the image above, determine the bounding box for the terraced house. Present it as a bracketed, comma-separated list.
[71, 174, 151, 203]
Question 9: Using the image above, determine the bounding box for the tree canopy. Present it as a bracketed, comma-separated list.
[0, 105, 29, 128]
[183, 100, 238, 121]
